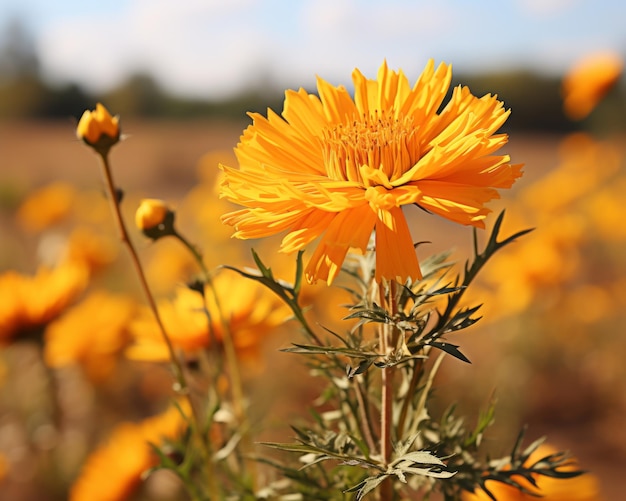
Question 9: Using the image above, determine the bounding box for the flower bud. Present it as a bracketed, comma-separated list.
[76, 103, 120, 154]
[135, 199, 175, 240]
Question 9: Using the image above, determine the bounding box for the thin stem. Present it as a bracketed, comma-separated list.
[354, 376, 378, 456]
[379, 324, 394, 501]
[406, 351, 445, 440]
[396, 358, 423, 440]
[378, 280, 399, 501]
[379, 326, 392, 461]
[96, 153, 220, 499]
[97, 152, 186, 390]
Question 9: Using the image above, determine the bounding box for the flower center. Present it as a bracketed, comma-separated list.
[322, 110, 419, 187]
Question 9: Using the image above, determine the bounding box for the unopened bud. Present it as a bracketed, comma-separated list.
[76, 103, 120, 154]
[135, 198, 175, 240]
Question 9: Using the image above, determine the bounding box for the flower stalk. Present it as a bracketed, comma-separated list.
[96, 154, 224, 501]
[173, 230, 246, 423]
[379, 280, 399, 501]
[96, 152, 187, 391]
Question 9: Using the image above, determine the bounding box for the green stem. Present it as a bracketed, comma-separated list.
[97, 152, 186, 390]
[96, 153, 219, 500]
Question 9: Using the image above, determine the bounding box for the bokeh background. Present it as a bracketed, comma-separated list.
[1, 1, 625, 499]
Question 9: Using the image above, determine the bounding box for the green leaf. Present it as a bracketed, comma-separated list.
[427, 341, 471, 363]
[293, 250, 305, 296]
[283, 343, 381, 360]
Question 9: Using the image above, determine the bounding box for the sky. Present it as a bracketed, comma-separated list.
[1, 0, 625, 99]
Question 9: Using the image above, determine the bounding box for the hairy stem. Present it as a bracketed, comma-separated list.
[378, 280, 399, 501]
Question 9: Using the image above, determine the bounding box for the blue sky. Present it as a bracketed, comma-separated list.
[1, 0, 624, 98]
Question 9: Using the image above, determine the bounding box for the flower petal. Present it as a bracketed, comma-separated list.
[305, 204, 376, 284]
[375, 207, 422, 283]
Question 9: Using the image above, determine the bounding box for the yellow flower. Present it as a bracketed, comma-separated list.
[16, 181, 77, 233]
[143, 238, 199, 295]
[220, 60, 522, 285]
[76, 103, 120, 152]
[59, 226, 118, 276]
[69, 401, 190, 501]
[44, 291, 136, 383]
[127, 271, 286, 364]
[135, 198, 171, 231]
[462, 444, 604, 501]
[562, 51, 623, 120]
[0, 263, 89, 343]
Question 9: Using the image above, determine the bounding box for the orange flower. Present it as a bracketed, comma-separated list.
[61, 226, 118, 275]
[16, 181, 77, 233]
[135, 198, 172, 231]
[220, 60, 522, 285]
[127, 271, 286, 363]
[76, 103, 120, 152]
[562, 51, 623, 120]
[0, 263, 88, 343]
[69, 401, 190, 501]
[462, 444, 603, 501]
[44, 291, 136, 382]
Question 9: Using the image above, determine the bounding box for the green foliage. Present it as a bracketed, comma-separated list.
[184, 211, 584, 500]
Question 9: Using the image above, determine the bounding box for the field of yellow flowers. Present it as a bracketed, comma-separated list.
[1, 55, 625, 500]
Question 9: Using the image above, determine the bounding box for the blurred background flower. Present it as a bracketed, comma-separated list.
[0, 262, 88, 343]
[44, 291, 137, 383]
[69, 400, 190, 501]
[562, 50, 623, 121]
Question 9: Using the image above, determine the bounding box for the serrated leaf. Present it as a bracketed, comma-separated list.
[261, 441, 326, 454]
[428, 341, 471, 363]
[394, 433, 420, 457]
[283, 343, 381, 360]
[393, 451, 445, 466]
[345, 474, 388, 500]
[393, 465, 456, 480]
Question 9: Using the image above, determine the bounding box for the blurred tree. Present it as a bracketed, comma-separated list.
[0, 17, 39, 81]
[0, 18, 47, 117]
[0, 17, 91, 119]
[101, 73, 166, 117]
[457, 71, 576, 133]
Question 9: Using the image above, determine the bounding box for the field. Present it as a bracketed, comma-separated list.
[1, 119, 625, 499]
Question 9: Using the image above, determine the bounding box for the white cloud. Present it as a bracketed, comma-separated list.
[516, 0, 580, 17]
[30, 0, 625, 99]
[279, 0, 461, 89]
[36, 0, 273, 97]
